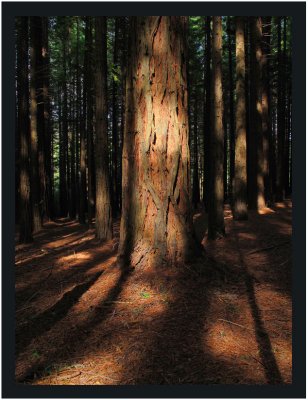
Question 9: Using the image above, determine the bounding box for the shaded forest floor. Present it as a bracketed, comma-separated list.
[15, 201, 292, 385]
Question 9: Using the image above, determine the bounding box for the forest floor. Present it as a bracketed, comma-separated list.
[15, 201, 292, 385]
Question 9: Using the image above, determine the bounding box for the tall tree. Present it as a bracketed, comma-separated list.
[30, 17, 43, 232]
[208, 16, 225, 239]
[112, 17, 120, 216]
[95, 17, 113, 240]
[233, 16, 248, 220]
[261, 17, 271, 204]
[248, 16, 265, 211]
[203, 16, 211, 211]
[118, 16, 198, 268]
[79, 18, 87, 224]
[276, 16, 285, 202]
[42, 17, 53, 219]
[17, 17, 33, 242]
[192, 92, 200, 208]
[85, 17, 95, 225]
[227, 17, 235, 200]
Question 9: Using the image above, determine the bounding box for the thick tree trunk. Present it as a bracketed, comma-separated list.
[118, 16, 198, 268]
[233, 17, 248, 220]
[17, 17, 33, 243]
[203, 16, 211, 211]
[208, 16, 225, 239]
[248, 17, 265, 211]
[30, 17, 42, 232]
[95, 17, 113, 241]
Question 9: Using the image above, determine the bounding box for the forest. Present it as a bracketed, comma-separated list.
[15, 16, 292, 385]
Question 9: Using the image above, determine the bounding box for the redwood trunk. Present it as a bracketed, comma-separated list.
[95, 17, 113, 240]
[17, 17, 33, 242]
[30, 17, 42, 232]
[233, 17, 248, 220]
[119, 16, 197, 268]
[208, 16, 225, 239]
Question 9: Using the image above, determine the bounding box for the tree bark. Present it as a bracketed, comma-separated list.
[203, 16, 211, 211]
[233, 17, 248, 220]
[228, 17, 235, 202]
[95, 17, 113, 241]
[248, 17, 265, 211]
[112, 17, 120, 216]
[276, 16, 285, 201]
[118, 16, 198, 268]
[85, 17, 95, 225]
[30, 17, 43, 232]
[192, 92, 200, 208]
[208, 16, 225, 239]
[17, 17, 33, 243]
[42, 17, 53, 220]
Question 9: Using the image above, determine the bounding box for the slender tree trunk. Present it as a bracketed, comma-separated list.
[192, 92, 200, 208]
[42, 17, 53, 220]
[228, 17, 235, 202]
[233, 17, 248, 220]
[208, 16, 225, 239]
[276, 17, 285, 201]
[95, 17, 113, 240]
[248, 17, 265, 211]
[112, 17, 120, 216]
[119, 16, 198, 268]
[203, 16, 211, 211]
[18, 17, 33, 242]
[283, 17, 290, 197]
[79, 19, 87, 224]
[59, 20, 69, 217]
[261, 17, 271, 204]
[68, 25, 76, 220]
[85, 17, 94, 226]
[30, 17, 42, 232]
[119, 17, 128, 212]
[75, 17, 80, 220]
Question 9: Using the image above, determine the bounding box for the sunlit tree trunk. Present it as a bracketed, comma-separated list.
[248, 17, 265, 211]
[119, 16, 198, 268]
[233, 17, 248, 220]
[17, 16, 33, 243]
[208, 16, 225, 239]
[192, 92, 200, 209]
[95, 17, 113, 240]
[30, 17, 42, 232]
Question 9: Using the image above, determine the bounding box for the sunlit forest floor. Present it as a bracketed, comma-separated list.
[15, 201, 292, 385]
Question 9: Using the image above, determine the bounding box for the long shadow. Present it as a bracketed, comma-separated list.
[15, 237, 116, 303]
[245, 270, 283, 384]
[17, 264, 130, 383]
[234, 228, 284, 384]
[15, 270, 104, 357]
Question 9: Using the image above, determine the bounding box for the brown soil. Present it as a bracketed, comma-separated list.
[15, 201, 292, 385]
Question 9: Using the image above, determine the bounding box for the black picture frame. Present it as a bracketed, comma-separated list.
[2, 2, 306, 398]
